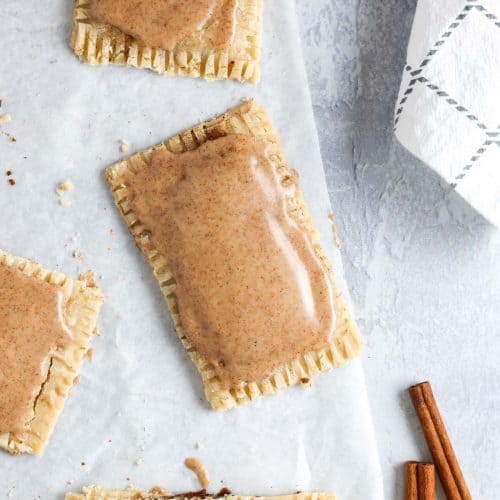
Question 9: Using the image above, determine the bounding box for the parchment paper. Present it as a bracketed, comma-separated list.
[0, 2, 383, 498]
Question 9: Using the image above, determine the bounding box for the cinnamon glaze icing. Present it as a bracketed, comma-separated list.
[0, 265, 72, 433]
[184, 457, 210, 490]
[126, 134, 336, 389]
[88, 0, 237, 51]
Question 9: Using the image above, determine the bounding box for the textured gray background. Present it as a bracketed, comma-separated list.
[297, 0, 500, 499]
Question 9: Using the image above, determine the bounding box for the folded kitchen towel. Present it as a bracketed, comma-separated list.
[394, 0, 500, 227]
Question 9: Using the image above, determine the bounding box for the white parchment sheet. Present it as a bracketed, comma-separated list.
[0, 2, 383, 498]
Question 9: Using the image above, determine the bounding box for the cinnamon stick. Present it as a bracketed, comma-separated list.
[405, 461, 418, 500]
[409, 382, 471, 500]
[416, 462, 435, 500]
[405, 461, 435, 500]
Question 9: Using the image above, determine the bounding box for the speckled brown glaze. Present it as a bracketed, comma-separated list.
[0, 264, 72, 434]
[125, 134, 336, 390]
[88, 0, 236, 51]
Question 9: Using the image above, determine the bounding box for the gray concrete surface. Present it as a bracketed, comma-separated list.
[297, 1, 500, 498]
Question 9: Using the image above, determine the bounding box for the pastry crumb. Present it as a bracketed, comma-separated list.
[134, 458, 144, 466]
[85, 348, 94, 361]
[8, 178, 16, 186]
[0, 113, 12, 124]
[72, 250, 85, 261]
[120, 139, 130, 153]
[56, 180, 74, 196]
[196, 441, 204, 450]
[328, 211, 341, 249]
[57, 180, 74, 206]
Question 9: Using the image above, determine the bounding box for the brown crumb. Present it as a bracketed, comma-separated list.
[8, 179, 16, 186]
[81, 461, 86, 466]
[300, 377, 310, 384]
[6, 170, 12, 176]
[280, 173, 296, 188]
[1, 131, 16, 142]
[151, 487, 168, 495]
[79, 270, 98, 288]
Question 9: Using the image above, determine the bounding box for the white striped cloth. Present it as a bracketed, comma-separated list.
[394, 0, 500, 227]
